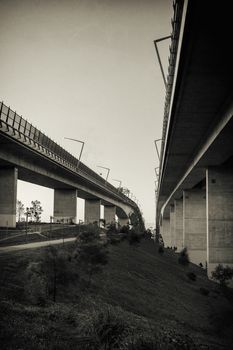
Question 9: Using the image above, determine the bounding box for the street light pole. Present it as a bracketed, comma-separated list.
[154, 139, 162, 160]
[64, 137, 85, 171]
[155, 167, 159, 179]
[97, 165, 110, 184]
[153, 35, 171, 88]
[112, 179, 122, 191]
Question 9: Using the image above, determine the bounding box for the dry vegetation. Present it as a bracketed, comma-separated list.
[0, 233, 233, 349]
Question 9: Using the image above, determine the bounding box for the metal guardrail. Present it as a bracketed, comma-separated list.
[0, 102, 136, 207]
[158, 0, 184, 181]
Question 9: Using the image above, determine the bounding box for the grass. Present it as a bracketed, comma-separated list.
[0, 237, 233, 349]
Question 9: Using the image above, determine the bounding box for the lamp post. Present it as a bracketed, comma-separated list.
[155, 167, 159, 179]
[154, 139, 162, 160]
[64, 137, 85, 171]
[112, 179, 122, 191]
[97, 165, 110, 184]
[153, 35, 171, 88]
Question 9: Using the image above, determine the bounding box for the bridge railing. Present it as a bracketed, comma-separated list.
[0, 102, 136, 207]
[158, 0, 183, 184]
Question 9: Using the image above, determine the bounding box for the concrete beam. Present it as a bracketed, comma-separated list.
[104, 205, 116, 226]
[53, 189, 77, 224]
[183, 188, 207, 266]
[174, 198, 183, 252]
[0, 168, 17, 228]
[207, 167, 233, 281]
[85, 199, 101, 225]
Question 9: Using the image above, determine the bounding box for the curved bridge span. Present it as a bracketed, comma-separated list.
[0, 102, 138, 227]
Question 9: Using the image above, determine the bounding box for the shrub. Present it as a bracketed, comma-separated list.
[127, 336, 157, 349]
[178, 248, 190, 266]
[108, 236, 121, 245]
[200, 287, 209, 296]
[127, 229, 141, 246]
[75, 226, 108, 287]
[211, 264, 233, 287]
[92, 309, 130, 349]
[106, 222, 118, 234]
[158, 245, 164, 254]
[119, 225, 129, 234]
[25, 246, 78, 303]
[186, 272, 197, 281]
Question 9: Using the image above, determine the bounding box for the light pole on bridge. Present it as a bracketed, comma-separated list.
[97, 165, 110, 185]
[112, 179, 122, 191]
[64, 137, 85, 172]
[154, 139, 162, 161]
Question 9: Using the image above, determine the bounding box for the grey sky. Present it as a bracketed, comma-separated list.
[0, 0, 172, 227]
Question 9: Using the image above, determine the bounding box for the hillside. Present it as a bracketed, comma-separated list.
[0, 237, 233, 349]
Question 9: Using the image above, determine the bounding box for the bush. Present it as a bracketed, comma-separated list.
[127, 229, 141, 246]
[106, 222, 118, 234]
[186, 272, 197, 281]
[127, 336, 157, 349]
[119, 225, 129, 234]
[75, 226, 108, 287]
[200, 287, 209, 296]
[108, 235, 121, 245]
[91, 309, 130, 349]
[178, 248, 190, 266]
[25, 246, 78, 303]
[158, 245, 164, 254]
[211, 264, 233, 287]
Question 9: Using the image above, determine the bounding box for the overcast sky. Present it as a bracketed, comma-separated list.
[0, 0, 172, 228]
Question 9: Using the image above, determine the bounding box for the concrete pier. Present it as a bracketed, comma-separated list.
[174, 199, 183, 252]
[0, 168, 17, 228]
[161, 216, 171, 247]
[104, 205, 116, 226]
[183, 189, 207, 266]
[118, 217, 129, 227]
[207, 167, 233, 279]
[170, 204, 175, 248]
[53, 189, 77, 223]
[85, 199, 101, 225]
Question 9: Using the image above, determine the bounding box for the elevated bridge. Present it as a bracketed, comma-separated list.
[0, 102, 139, 228]
[157, 0, 233, 278]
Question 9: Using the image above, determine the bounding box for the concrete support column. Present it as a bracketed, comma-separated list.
[85, 199, 101, 225]
[53, 189, 77, 224]
[207, 167, 233, 279]
[118, 217, 129, 227]
[104, 205, 116, 226]
[0, 168, 17, 228]
[170, 204, 175, 248]
[161, 216, 171, 247]
[183, 188, 207, 266]
[174, 199, 183, 252]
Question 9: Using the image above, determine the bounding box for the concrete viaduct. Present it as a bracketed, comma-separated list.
[0, 103, 139, 228]
[156, 0, 233, 279]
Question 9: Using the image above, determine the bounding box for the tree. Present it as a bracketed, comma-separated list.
[26, 246, 78, 303]
[129, 210, 145, 233]
[178, 248, 190, 266]
[118, 187, 130, 196]
[16, 200, 25, 222]
[74, 224, 108, 287]
[211, 264, 233, 287]
[30, 200, 43, 222]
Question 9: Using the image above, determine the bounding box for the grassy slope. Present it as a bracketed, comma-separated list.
[0, 238, 233, 349]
